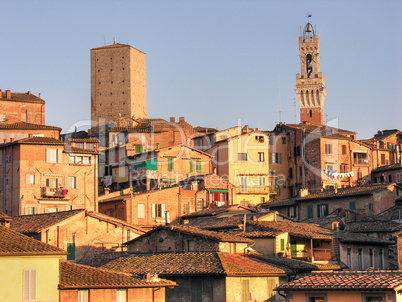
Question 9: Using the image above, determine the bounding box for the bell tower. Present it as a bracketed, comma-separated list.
[295, 17, 327, 125]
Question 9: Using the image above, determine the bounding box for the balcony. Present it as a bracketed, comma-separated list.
[313, 249, 332, 261]
[41, 187, 68, 198]
[235, 186, 270, 195]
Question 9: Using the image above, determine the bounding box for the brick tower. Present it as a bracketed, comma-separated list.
[91, 42, 147, 128]
[295, 19, 327, 125]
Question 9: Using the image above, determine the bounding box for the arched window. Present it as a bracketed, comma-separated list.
[310, 109, 312, 118]
[306, 54, 312, 78]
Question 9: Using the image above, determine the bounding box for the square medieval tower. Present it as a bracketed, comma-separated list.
[90, 43, 147, 127]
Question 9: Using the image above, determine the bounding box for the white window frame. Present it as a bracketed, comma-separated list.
[138, 203, 145, 219]
[25, 174, 35, 185]
[46, 148, 62, 163]
[151, 203, 165, 218]
[116, 288, 127, 302]
[78, 289, 88, 302]
[23, 269, 36, 301]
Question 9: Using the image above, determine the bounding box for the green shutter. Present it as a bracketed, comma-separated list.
[324, 204, 329, 216]
[198, 160, 202, 173]
[67, 243, 75, 260]
[280, 239, 285, 251]
[349, 201, 356, 210]
[317, 204, 321, 218]
[241, 280, 250, 302]
[308, 205, 314, 218]
[190, 160, 193, 172]
[168, 158, 174, 171]
[146, 158, 158, 170]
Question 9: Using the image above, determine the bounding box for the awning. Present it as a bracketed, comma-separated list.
[207, 189, 228, 193]
[161, 179, 176, 183]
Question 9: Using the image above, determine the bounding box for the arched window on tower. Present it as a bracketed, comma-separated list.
[310, 109, 312, 118]
[301, 91, 304, 106]
[311, 90, 315, 106]
[306, 54, 312, 78]
[316, 90, 320, 105]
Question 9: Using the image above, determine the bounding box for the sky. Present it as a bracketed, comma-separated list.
[0, 0, 401, 139]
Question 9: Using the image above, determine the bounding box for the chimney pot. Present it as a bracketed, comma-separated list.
[27, 91, 31, 95]
[28, 134, 33, 138]
[6, 90, 11, 99]
[10, 138, 14, 143]
[3, 139, 6, 144]
[179, 117, 185, 123]
[169, 117, 175, 123]
[104, 188, 110, 195]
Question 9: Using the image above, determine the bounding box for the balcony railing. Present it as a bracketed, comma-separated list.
[353, 158, 369, 165]
[313, 249, 332, 261]
[41, 187, 68, 198]
[235, 186, 271, 195]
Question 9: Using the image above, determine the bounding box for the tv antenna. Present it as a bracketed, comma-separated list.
[288, 98, 297, 124]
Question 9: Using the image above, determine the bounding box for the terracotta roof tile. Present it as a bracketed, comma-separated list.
[125, 225, 252, 245]
[0, 224, 67, 255]
[102, 252, 287, 276]
[102, 252, 225, 275]
[0, 91, 45, 103]
[64, 146, 99, 155]
[277, 271, 402, 291]
[297, 183, 392, 201]
[251, 254, 343, 271]
[0, 137, 65, 147]
[334, 232, 393, 245]
[11, 210, 85, 233]
[246, 221, 333, 240]
[0, 122, 61, 130]
[60, 261, 175, 289]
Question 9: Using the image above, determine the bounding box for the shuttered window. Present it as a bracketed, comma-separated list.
[189, 160, 193, 172]
[78, 290, 88, 302]
[190, 280, 202, 302]
[25, 174, 35, 185]
[168, 158, 174, 171]
[151, 204, 165, 218]
[116, 289, 127, 302]
[138, 204, 145, 219]
[241, 279, 250, 302]
[308, 205, 314, 218]
[23, 269, 36, 301]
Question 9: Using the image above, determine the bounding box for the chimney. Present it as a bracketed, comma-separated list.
[28, 134, 33, 138]
[38, 93, 41, 99]
[6, 90, 11, 99]
[27, 91, 31, 95]
[169, 117, 175, 123]
[179, 117, 185, 123]
[3, 139, 6, 144]
[104, 188, 110, 195]
[10, 138, 14, 143]
[299, 188, 309, 198]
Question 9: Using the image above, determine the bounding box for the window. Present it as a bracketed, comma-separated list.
[268, 278, 276, 299]
[358, 248, 363, 269]
[397, 173, 400, 184]
[25, 174, 35, 185]
[67, 234, 76, 260]
[269, 152, 282, 164]
[116, 289, 127, 302]
[78, 290, 88, 302]
[67, 176, 78, 189]
[240, 177, 248, 192]
[152, 204, 165, 218]
[138, 204, 145, 218]
[379, 249, 384, 269]
[135, 145, 143, 153]
[196, 160, 202, 173]
[381, 154, 386, 165]
[189, 160, 194, 172]
[349, 201, 356, 210]
[241, 279, 250, 302]
[168, 158, 174, 171]
[288, 206, 296, 218]
[46, 178, 59, 188]
[325, 144, 332, 154]
[282, 137, 286, 144]
[258, 152, 265, 162]
[76, 143, 84, 148]
[183, 203, 190, 214]
[308, 205, 314, 218]
[196, 199, 203, 212]
[342, 145, 347, 155]
[259, 176, 266, 186]
[280, 239, 285, 251]
[354, 152, 369, 165]
[86, 143, 94, 150]
[187, 240, 195, 252]
[308, 296, 327, 302]
[191, 280, 202, 302]
[388, 175, 393, 182]
[23, 269, 36, 301]
[363, 294, 385, 302]
[24, 207, 37, 215]
[347, 247, 352, 269]
[289, 168, 293, 178]
[369, 248, 374, 268]
[46, 148, 62, 163]
[299, 166, 303, 177]
[269, 136, 275, 145]
[238, 153, 247, 161]
[255, 136, 264, 143]
[317, 204, 328, 218]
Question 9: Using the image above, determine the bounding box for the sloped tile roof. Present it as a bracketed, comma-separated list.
[251, 254, 343, 271]
[184, 215, 245, 230]
[0, 91, 44, 103]
[0, 122, 61, 130]
[59, 261, 175, 289]
[277, 271, 402, 291]
[297, 183, 392, 201]
[64, 146, 99, 155]
[91, 43, 145, 54]
[125, 225, 252, 245]
[334, 232, 393, 245]
[246, 221, 333, 240]
[234, 230, 284, 238]
[102, 252, 287, 276]
[0, 137, 65, 147]
[371, 163, 402, 173]
[181, 205, 249, 219]
[87, 211, 146, 234]
[280, 123, 357, 135]
[0, 224, 67, 255]
[345, 221, 400, 233]
[218, 253, 287, 276]
[11, 210, 84, 233]
[102, 252, 225, 275]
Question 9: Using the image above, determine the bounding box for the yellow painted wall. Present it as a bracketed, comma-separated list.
[0, 255, 63, 302]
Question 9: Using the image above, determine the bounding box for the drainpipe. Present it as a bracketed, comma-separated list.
[84, 172, 87, 209]
[277, 290, 287, 299]
[377, 141, 380, 167]
[10, 145, 13, 216]
[2, 147, 6, 213]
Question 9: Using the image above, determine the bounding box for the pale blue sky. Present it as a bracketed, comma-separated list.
[1, 0, 401, 139]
